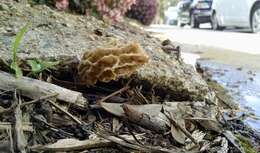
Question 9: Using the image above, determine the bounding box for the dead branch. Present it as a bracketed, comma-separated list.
[164, 111, 198, 145]
[0, 70, 87, 108]
[47, 100, 82, 125]
[0, 122, 33, 132]
[21, 93, 58, 107]
[223, 131, 245, 153]
[13, 92, 27, 153]
[30, 134, 143, 152]
[0, 103, 17, 115]
[97, 132, 184, 153]
[98, 86, 129, 104]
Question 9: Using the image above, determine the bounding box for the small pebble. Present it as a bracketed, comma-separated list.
[0, 3, 9, 11]
[236, 67, 243, 71]
[5, 27, 12, 32]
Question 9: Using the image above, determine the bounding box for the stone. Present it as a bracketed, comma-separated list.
[0, 3, 9, 11]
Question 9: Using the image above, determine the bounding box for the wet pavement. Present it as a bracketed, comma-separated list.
[197, 59, 260, 131]
[147, 25, 260, 131]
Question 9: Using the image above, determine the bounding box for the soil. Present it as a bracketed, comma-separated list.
[0, 0, 212, 102]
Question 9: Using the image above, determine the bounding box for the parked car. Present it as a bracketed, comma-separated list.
[177, 0, 213, 28]
[211, 0, 260, 33]
[165, 7, 178, 25]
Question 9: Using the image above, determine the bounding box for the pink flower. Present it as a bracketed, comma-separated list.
[96, 0, 136, 22]
[55, 0, 69, 10]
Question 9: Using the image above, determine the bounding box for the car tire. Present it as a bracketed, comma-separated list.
[191, 14, 199, 28]
[178, 22, 185, 27]
[211, 12, 224, 30]
[180, 23, 185, 27]
[251, 3, 260, 33]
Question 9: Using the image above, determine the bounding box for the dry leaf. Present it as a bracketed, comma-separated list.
[171, 119, 186, 145]
[185, 130, 206, 150]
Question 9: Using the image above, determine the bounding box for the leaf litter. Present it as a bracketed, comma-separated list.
[0, 26, 258, 152]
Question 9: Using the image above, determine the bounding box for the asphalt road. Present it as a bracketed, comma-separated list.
[146, 24, 260, 70]
[146, 24, 260, 55]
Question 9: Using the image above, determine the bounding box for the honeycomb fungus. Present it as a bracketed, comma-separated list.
[78, 43, 149, 86]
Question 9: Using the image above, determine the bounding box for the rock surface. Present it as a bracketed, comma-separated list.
[0, 0, 211, 101]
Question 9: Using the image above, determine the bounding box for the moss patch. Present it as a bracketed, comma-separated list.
[207, 80, 239, 109]
[236, 135, 257, 153]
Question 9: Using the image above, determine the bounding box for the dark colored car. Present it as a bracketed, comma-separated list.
[177, 0, 213, 28]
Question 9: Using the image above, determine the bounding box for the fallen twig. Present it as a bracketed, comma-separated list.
[13, 92, 27, 153]
[30, 134, 143, 152]
[7, 128, 15, 153]
[48, 100, 82, 125]
[97, 131, 182, 153]
[0, 90, 13, 96]
[21, 93, 58, 107]
[125, 123, 144, 145]
[97, 124, 138, 145]
[132, 87, 149, 104]
[0, 122, 33, 132]
[32, 115, 74, 137]
[223, 131, 245, 153]
[0, 103, 17, 115]
[184, 117, 217, 121]
[98, 86, 129, 104]
[0, 93, 58, 116]
[0, 70, 88, 108]
[164, 110, 198, 145]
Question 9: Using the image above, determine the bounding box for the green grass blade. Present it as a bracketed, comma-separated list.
[10, 62, 23, 78]
[12, 22, 31, 63]
[11, 22, 31, 78]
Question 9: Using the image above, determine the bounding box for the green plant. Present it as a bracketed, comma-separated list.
[11, 23, 31, 78]
[7, 23, 59, 78]
[27, 59, 59, 76]
[236, 135, 257, 153]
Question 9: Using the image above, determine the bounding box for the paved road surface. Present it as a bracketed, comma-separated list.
[146, 25, 260, 70]
[146, 24, 260, 55]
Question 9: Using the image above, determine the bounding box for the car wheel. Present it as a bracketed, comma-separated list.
[180, 23, 185, 27]
[251, 3, 260, 33]
[191, 14, 199, 28]
[211, 13, 224, 30]
[178, 22, 185, 27]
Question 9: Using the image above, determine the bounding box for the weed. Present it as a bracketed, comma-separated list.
[10, 22, 31, 78]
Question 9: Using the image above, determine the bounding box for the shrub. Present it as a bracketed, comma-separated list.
[53, 0, 136, 22]
[126, 0, 158, 25]
[96, 0, 136, 22]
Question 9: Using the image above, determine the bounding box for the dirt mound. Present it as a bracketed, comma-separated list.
[0, 0, 211, 102]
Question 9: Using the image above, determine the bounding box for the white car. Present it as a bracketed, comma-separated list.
[165, 7, 178, 25]
[211, 0, 260, 33]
